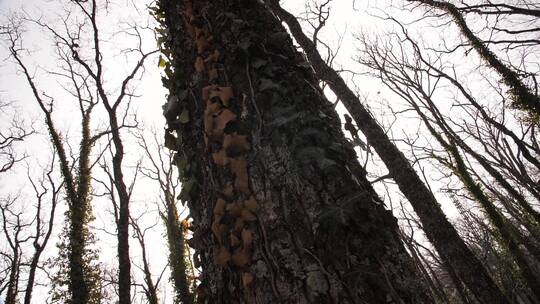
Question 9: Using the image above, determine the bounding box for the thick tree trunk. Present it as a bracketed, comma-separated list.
[267, 3, 509, 304]
[158, 0, 431, 303]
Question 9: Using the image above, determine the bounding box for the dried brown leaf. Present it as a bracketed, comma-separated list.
[241, 209, 257, 222]
[213, 198, 226, 217]
[212, 149, 229, 166]
[223, 133, 250, 155]
[214, 246, 231, 267]
[244, 196, 259, 213]
[230, 233, 241, 247]
[232, 248, 251, 267]
[230, 157, 249, 194]
[195, 56, 205, 73]
[226, 202, 243, 218]
[241, 228, 253, 248]
[242, 272, 254, 288]
[211, 222, 228, 243]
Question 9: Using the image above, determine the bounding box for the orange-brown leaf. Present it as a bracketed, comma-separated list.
[234, 218, 244, 232]
[222, 183, 234, 199]
[226, 202, 243, 218]
[241, 209, 257, 222]
[232, 248, 251, 267]
[241, 228, 253, 248]
[230, 158, 249, 194]
[212, 149, 229, 166]
[214, 246, 231, 267]
[213, 198, 226, 217]
[196, 36, 208, 54]
[244, 196, 259, 213]
[242, 272, 254, 288]
[230, 233, 241, 247]
[202, 85, 218, 100]
[223, 134, 251, 155]
[195, 56, 205, 73]
[212, 109, 237, 137]
[211, 222, 228, 243]
[209, 86, 234, 107]
[208, 67, 219, 81]
[204, 116, 214, 135]
[205, 100, 222, 117]
[205, 49, 221, 63]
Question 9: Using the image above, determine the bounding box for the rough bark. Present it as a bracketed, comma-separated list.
[266, 2, 508, 304]
[157, 0, 432, 303]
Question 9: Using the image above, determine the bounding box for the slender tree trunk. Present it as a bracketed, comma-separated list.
[266, 2, 508, 303]
[158, 0, 432, 303]
[133, 221, 159, 304]
[5, 248, 19, 304]
[163, 193, 194, 304]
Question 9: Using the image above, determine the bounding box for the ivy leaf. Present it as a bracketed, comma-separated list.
[164, 132, 177, 150]
[178, 178, 196, 204]
[163, 95, 180, 120]
[158, 55, 167, 68]
[174, 154, 189, 177]
[178, 109, 190, 124]
[259, 78, 280, 91]
[251, 58, 268, 69]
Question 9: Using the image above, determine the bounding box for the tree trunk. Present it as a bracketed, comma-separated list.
[163, 193, 194, 304]
[157, 0, 431, 303]
[267, 3, 509, 304]
[5, 247, 19, 304]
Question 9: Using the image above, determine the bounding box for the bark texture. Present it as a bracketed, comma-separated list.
[158, 0, 431, 303]
[267, 3, 509, 304]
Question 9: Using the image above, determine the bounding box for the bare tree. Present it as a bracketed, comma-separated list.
[2, 0, 157, 302]
[0, 156, 60, 304]
[0, 100, 33, 173]
[356, 16, 540, 300]
[406, 0, 540, 121]
[136, 129, 195, 304]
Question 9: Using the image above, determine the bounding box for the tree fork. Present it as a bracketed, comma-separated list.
[157, 0, 431, 302]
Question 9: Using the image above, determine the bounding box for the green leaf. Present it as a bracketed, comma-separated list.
[158, 55, 167, 68]
[178, 109, 190, 124]
[178, 178, 196, 204]
[259, 78, 280, 91]
[164, 132, 177, 150]
[251, 58, 267, 69]
[175, 155, 189, 177]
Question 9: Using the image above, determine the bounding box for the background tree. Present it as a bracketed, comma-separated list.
[136, 129, 195, 304]
[356, 7, 540, 301]
[2, 0, 157, 302]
